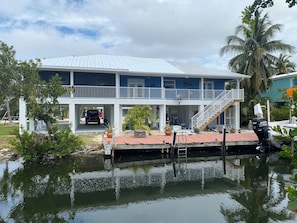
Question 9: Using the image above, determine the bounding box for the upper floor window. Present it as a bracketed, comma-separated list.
[164, 80, 175, 88]
[74, 72, 115, 86]
[39, 70, 70, 85]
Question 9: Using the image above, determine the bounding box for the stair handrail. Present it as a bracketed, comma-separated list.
[191, 89, 244, 130]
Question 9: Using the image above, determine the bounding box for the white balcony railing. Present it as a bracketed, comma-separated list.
[60, 85, 228, 100]
[73, 86, 116, 98]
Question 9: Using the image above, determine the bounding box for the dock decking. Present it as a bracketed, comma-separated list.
[103, 130, 259, 151]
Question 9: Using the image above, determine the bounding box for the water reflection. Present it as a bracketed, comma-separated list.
[221, 155, 292, 222]
[0, 153, 296, 223]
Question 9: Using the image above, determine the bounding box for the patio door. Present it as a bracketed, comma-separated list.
[203, 81, 214, 99]
[128, 79, 144, 98]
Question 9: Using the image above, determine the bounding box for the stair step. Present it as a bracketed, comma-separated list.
[191, 89, 243, 130]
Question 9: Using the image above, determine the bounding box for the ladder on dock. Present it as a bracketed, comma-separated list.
[175, 131, 188, 159]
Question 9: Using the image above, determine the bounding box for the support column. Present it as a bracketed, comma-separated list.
[70, 71, 74, 98]
[159, 105, 166, 132]
[201, 78, 204, 100]
[161, 76, 164, 99]
[19, 97, 27, 134]
[114, 103, 120, 134]
[116, 73, 120, 98]
[75, 105, 80, 131]
[69, 102, 75, 133]
[235, 79, 241, 130]
[235, 102, 240, 130]
[119, 104, 123, 133]
[29, 119, 34, 133]
[152, 105, 158, 128]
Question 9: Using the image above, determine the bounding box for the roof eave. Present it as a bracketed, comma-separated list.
[40, 65, 250, 80]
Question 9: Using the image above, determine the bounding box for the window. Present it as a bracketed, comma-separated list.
[74, 72, 115, 86]
[164, 80, 175, 88]
[39, 70, 70, 85]
[292, 78, 297, 87]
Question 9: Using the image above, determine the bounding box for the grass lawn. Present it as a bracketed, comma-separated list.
[0, 124, 18, 136]
[0, 123, 101, 150]
[78, 134, 103, 148]
[0, 124, 18, 149]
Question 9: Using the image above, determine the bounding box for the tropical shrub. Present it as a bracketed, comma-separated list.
[11, 125, 83, 162]
[122, 105, 153, 133]
[273, 127, 297, 212]
[271, 105, 290, 121]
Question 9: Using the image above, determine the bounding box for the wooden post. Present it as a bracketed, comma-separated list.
[111, 128, 115, 158]
[222, 127, 226, 174]
[171, 131, 177, 156]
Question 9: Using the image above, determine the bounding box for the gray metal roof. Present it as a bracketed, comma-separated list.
[40, 54, 249, 79]
[269, 72, 297, 80]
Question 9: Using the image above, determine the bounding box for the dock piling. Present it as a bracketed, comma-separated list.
[221, 127, 226, 174]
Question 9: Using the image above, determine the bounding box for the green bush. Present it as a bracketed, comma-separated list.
[271, 105, 289, 121]
[11, 125, 83, 162]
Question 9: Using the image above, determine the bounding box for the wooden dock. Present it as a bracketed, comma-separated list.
[103, 130, 259, 152]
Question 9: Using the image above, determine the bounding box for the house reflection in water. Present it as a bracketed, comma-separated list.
[29, 156, 246, 207]
[1, 153, 296, 223]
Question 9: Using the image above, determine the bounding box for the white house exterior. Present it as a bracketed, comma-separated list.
[19, 55, 249, 135]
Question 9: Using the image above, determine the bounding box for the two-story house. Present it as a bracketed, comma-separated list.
[261, 72, 297, 104]
[19, 55, 249, 135]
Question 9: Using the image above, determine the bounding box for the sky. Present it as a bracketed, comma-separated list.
[0, 0, 296, 70]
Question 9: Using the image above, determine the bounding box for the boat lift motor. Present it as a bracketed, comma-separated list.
[252, 117, 269, 152]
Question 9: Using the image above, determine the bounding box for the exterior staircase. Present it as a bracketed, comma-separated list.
[191, 89, 244, 131]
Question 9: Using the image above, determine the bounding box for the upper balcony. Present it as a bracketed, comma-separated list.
[61, 85, 230, 100]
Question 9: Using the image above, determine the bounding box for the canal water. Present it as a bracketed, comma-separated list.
[0, 151, 297, 223]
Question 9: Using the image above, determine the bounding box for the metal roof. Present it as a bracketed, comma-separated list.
[269, 72, 297, 80]
[40, 54, 249, 79]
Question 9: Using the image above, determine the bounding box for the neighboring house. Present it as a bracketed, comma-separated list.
[262, 72, 297, 104]
[19, 55, 249, 135]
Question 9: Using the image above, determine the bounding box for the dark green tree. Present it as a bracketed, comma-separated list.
[0, 41, 82, 161]
[3, 158, 81, 222]
[242, 0, 296, 24]
[23, 70, 67, 134]
[0, 41, 21, 125]
[220, 10, 295, 98]
[271, 54, 296, 74]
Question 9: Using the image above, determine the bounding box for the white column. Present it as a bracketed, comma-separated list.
[161, 76, 164, 99]
[235, 103, 240, 130]
[116, 73, 120, 98]
[235, 79, 241, 130]
[267, 100, 271, 123]
[19, 97, 27, 134]
[70, 71, 74, 98]
[152, 105, 157, 128]
[75, 105, 81, 130]
[159, 105, 166, 132]
[201, 78, 204, 100]
[119, 104, 123, 133]
[69, 102, 75, 133]
[114, 103, 120, 134]
[29, 119, 34, 133]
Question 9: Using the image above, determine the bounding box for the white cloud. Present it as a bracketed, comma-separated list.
[0, 0, 296, 69]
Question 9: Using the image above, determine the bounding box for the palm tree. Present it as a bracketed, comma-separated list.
[271, 53, 295, 74]
[220, 10, 295, 97]
[122, 105, 153, 132]
[221, 157, 294, 222]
